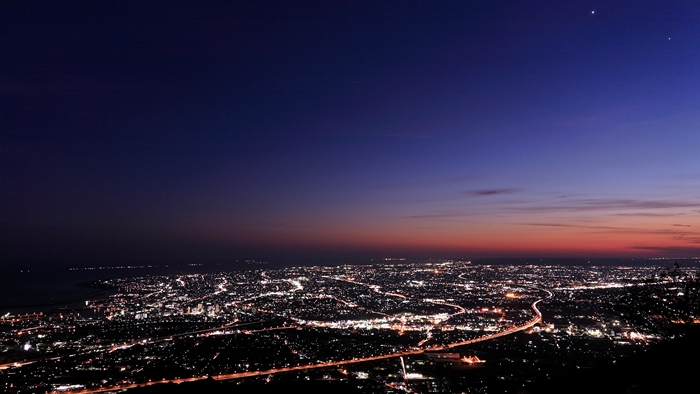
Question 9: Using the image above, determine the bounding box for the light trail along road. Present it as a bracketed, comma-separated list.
[65, 287, 552, 394]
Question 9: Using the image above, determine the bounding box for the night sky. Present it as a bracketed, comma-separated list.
[2, 1, 700, 262]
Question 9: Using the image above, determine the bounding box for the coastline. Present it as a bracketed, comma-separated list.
[0, 282, 115, 316]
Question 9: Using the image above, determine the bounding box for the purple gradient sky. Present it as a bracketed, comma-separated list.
[2, 1, 699, 262]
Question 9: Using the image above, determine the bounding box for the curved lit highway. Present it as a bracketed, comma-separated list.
[65, 287, 552, 394]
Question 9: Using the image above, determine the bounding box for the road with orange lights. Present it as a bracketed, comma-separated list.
[62, 288, 551, 394]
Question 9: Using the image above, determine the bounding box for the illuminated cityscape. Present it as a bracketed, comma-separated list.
[3, 2, 700, 393]
[1, 261, 698, 393]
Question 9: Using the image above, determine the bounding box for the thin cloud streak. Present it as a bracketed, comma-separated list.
[468, 189, 522, 197]
[504, 198, 698, 213]
[403, 211, 484, 220]
[368, 176, 475, 190]
[402, 196, 697, 222]
[610, 213, 686, 217]
[522, 223, 700, 237]
[631, 246, 700, 254]
[523, 223, 633, 230]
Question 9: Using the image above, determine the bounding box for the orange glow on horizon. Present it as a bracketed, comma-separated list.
[186, 207, 700, 258]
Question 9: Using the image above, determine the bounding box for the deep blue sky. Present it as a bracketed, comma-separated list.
[2, 1, 699, 262]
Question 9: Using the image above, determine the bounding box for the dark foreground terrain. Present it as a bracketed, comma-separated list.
[124, 325, 700, 394]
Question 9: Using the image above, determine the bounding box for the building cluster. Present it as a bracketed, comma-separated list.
[0, 262, 697, 393]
